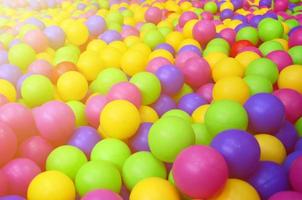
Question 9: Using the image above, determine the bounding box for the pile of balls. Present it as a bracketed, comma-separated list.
[0, 0, 302, 199]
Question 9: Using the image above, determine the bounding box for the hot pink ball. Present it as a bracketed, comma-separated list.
[2, 158, 41, 196]
[0, 103, 38, 143]
[145, 7, 162, 24]
[269, 191, 302, 200]
[33, 101, 75, 146]
[23, 29, 48, 52]
[193, 20, 216, 46]
[196, 83, 214, 103]
[273, 89, 302, 123]
[290, 156, 302, 193]
[289, 28, 302, 48]
[219, 28, 236, 45]
[0, 122, 17, 167]
[267, 50, 293, 71]
[82, 189, 123, 200]
[179, 11, 198, 28]
[85, 95, 109, 128]
[18, 136, 53, 170]
[28, 60, 55, 81]
[173, 145, 228, 199]
[274, 0, 288, 12]
[175, 51, 200, 69]
[146, 57, 171, 73]
[0, 169, 8, 196]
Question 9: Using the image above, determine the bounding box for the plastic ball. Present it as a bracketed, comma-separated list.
[269, 191, 302, 200]
[139, 106, 159, 123]
[55, 61, 77, 77]
[178, 93, 207, 114]
[259, 40, 284, 56]
[235, 51, 260, 68]
[192, 104, 209, 123]
[173, 145, 228, 199]
[67, 101, 87, 127]
[129, 123, 151, 152]
[289, 156, 302, 193]
[143, 29, 165, 49]
[196, 83, 213, 103]
[296, 118, 302, 137]
[179, 11, 198, 28]
[192, 123, 213, 145]
[0, 122, 17, 167]
[267, 50, 293, 71]
[213, 57, 244, 82]
[44, 26, 66, 49]
[145, 7, 162, 24]
[236, 27, 259, 45]
[276, 121, 299, 153]
[278, 65, 302, 94]
[0, 169, 8, 196]
[0, 195, 26, 200]
[66, 21, 89, 46]
[193, 20, 216, 46]
[0, 64, 22, 86]
[120, 50, 146, 76]
[244, 75, 273, 95]
[152, 94, 177, 116]
[82, 189, 123, 200]
[258, 18, 284, 41]
[27, 171, 75, 200]
[23, 29, 48, 53]
[85, 15, 106, 36]
[162, 109, 192, 123]
[99, 46, 122, 67]
[28, 60, 55, 82]
[77, 51, 103, 81]
[288, 46, 302, 64]
[0, 79, 16, 102]
[231, 40, 254, 57]
[8, 43, 36, 71]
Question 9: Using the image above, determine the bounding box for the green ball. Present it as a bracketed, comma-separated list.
[194, 8, 204, 15]
[192, 123, 213, 145]
[236, 27, 259, 45]
[141, 23, 157, 33]
[75, 160, 122, 196]
[158, 26, 172, 37]
[245, 58, 279, 83]
[258, 18, 284, 41]
[143, 29, 165, 49]
[204, 1, 218, 14]
[162, 109, 192, 124]
[106, 11, 124, 24]
[91, 138, 131, 171]
[168, 170, 175, 185]
[285, 19, 299, 30]
[107, 23, 122, 32]
[259, 40, 284, 56]
[122, 9, 133, 17]
[130, 72, 161, 105]
[207, 38, 230, 51]
[204, 100, 248, 136]
[21, 75, 54, 107]
[288, 46, 302, 64]
[148, 116, 195, 162]
[244, 75, 273, 95]
[203, 45, 229, 56]
[46, 145, 87, 180]
[98, 0, 109, 9]
[54, 45, 80, 65]
[67, 101, 87, 127]
[8, 43, 36, 71]
[295, 117, 302, 137]
[122, 152, 166, 190]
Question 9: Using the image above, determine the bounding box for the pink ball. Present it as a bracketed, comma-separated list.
[85, 95, 109, 128]
[146, 57, 171, 73]
[201, 11, 214, 20]
[28, 60, 55, 81]
[33, 101, 75, 146]
[267, 50, 293, 71]
[290, 156, 302, 193]
[274, 0, 288, 12]
[0, 94, 8, 106]
[23, 29, 48, 52]
[289, 28, 302, 47]
[18, 136, 53, 170]
[0, 122, 17, 167]
[193, 20, 216, 46]
[107, 82, 142, 108]
[0, 169, 8, 196]
[82, 189, 123, 200]
[175, 51, 200, 69]
[0, 103, 38, 143]
[145, 7, 162, 24]
[121, 27, 139, 38]
[196, 83, 214, 103]
[269, 191, 302, 200]
[173, 145, 228, 199]
[219, 28, 236, 45]
[2, 158, 41, 196]
[179, 11, 198, 28]
[181, 57, 211, 89]
[273, 89, 302, 123]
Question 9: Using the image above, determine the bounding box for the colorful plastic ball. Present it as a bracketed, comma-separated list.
[0, 122, 17, 167]
[204, 1, 218, 14]
[258, 18, 284, 41]
[193, 20, 216, 46]
[278, 65, 302, 94]
[67, 101, 87, 127]
[235, 51, 259, 69]
[28, 60, 54, 81]
[27, 170, 75, 200]
[0, 169, 8, 195]
[178, 45, 201, 56]
[130, 177, 180, 200]
[192, 123, 213, 145]
[175, 51, 200, 69]
[269, 191, 302, 200]
[0, 64, 22, 86]
[290, 156, 302, 193]
[219, 28, 236, 45]
[77, 51, 103, 81]
[236, 27, 259, 45]
[248, 161, 289, 200]
[100, 30, 122, 44]
[66, 21, 89, 46]
[8, 43, 36, 71]
[143, 29, 165, 49]
[85, 95, 108, 128]
[274, 0, 289, 11]
[152, 94, 177, 116]
[3, 158, 41, 196]
[213, 57, 244, 81]
[178, 11, 198, 28]
[192, 104, 209, 123]
[296, 118, 302, 137]
[86, 15, 106, 36]
[82, 189, 123, 200]
[284, 151, 302, 171]
[43, 26, 65, 49]
[196, 83, 213, 103]
[149, 116, 195, 162]
[75, 160, 122, 196]
[155, 43, 175, 55]
[267, 50, 293, 71]
[259, 40, 284, 56]
[121, 50, 146, 76]
[173, 145, 228, 199]
[220, 9, 234, 20]
[99, 100, 140, 139]
[54, 45, 80, 65]
[231, 40, 254, 57]
[210, 179, 260, 200]
[23, 29, 48, 53]
[146, 57, 171, 73]
[289, 28, 302, 47]
[178, 93, 207, 114]
[0, 79, 16, 102]
[99, 46, 122, 68]
[55, 61, 76, 77]
[244, 75, 273, 95]
[276, 121, 299, 153]
[211, 130, 260, 178]
[145, 7, 162, 24]
[129, 123, 151, 152]
[161, 109, 192, 124]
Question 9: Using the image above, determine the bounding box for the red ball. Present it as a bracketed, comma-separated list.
[230, 40, 254, 57]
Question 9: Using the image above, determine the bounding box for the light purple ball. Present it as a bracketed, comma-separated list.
[129, 123, 152, 152]
[0, 50, 8, 65]
[178, 45, 201, 56]
[24, 18, 45, 30]
[178, 93, 207, 114]
[44, 25, 65, 49]
[155, 43, 175, 55]
[152, 94, 177, 116]
[9, 39, 21, 48]
[85, 15, 106, 36]
[0, 64, 22, 85]
[99, 30, 122, 43]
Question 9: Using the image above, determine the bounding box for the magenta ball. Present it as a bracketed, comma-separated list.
[175, 51, 200, 69]
[28, 60, 54, 81]
[0, 170, 8, 196]
[193, 20, 216, 46]
[152, 94, 177, 116]
[269, 191, 302, 200]
[173, 145, 228, 199]
[267, 51, 293, 71]
[178, 93, 207, 114]
[121, 26, 139, 38]
[290, 156, 302, 193]
[0, 122, 17, 167]
[43, 25, 65, 49]
[274, 0, 289, 12]
[201, 11, 214, 20]
[196, 83, 213, 103]
[0, 64, 22, 86]
[145, 7, 162, 24]
[146, 57, 171, 73]
[219, 28, 236, 44]
[179, 11, 198, 27]
[2, 158, 41, 196]
[289, 28, 302, 47]
[82, 189, 123, 200]
[129, 123, 152, 152]
[85, 95, 109, 128]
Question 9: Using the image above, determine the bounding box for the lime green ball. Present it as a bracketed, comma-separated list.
[203, 45, 229, 56]
[8, 43, 36, 71]
[0, 33, 14, 48]
[259, 40, 284, 56]
[143, 29, 165, 49]
[192, 123, 213, 145]
[54, 45, 81, 65]
[122, 152, 166, 190]
[204, 2, 218, 14]
[98, 0, 109, 9]
[106, 11, 124, 25]
[258, 18, 284, 41]
[75, 160, 122, 196]
[288, 46, 302, 64]
[236, 26, 259, 45]
[67, 101, 87, 127]
[21, 75, 54, 107]
[168, 170, 175, 185]
[46, 145, 87, 180]
[205, 100, 248, 136]
[162, 109, 192, 124]
[130, 72, 161, 105]
[295, 117, 302, 137]
[91, 138, 131, 171]
[122, 10, 133, 17]
[207, 38, 230, 51]
[194, 8, 204, 15]
[244, 75, 273, 95]
[107, 23, 122, 32]
[148, 116, 195, 162]
[91, 68, 128, 94]
[245, 58, 279, 83]
[290, 0, 300, 3]
[285, 19, 299, 30]
[141, 23, 157, 33]
[158, 27, 172, 37]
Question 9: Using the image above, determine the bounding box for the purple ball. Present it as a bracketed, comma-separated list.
[259, 0, 272, 7]
[295, 138, 302, 151]
[231, 0, 243, 9]
[0, 50, 8, 65]
[155, 43, 175, 55]
[77, 3, 86, 10]
[248, 161, 290, 200]
[178, 93, 207, 114]
[68, 126, 101, 157]
[129, 123, 152, 152]
[233, 14, 248, 23]
[211, 129, 260, 179]
[44, 26, 66, 49]
[235, 23, 250, 32]
[264, 12, 278, 19]
[269, 191, 302, 200]
[155, 65, 184, 95]
[283, 151, 302, 171]
[99, 30, 122, 43]
[244, 93, 285, 134]
[0, 195, 25, 200]
[276, 121, 299, 153]
[0, 64, 22, 85]
[9, 39, 21, 48]
[220, 9, 234, 20]
[24, 17, 45, 30]
[85, 15, 106, 36]
[152, 95, 177, 116]
[178, 45, 201, 56]
[250, 15, 263, 27]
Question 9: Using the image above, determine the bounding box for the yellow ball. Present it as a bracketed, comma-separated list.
[235, 51, 260, 69]
[220, 2, 234, 11]
[182, 19, 198, 38]
[192, 104, 210, 123]
[99, 100, 141, 139]
[213, 58, 244, 82]
[66, 21, 89, 46]
[273, 38, 288, 51]
[121, 50, 147, 76]
[109, 41, 128, 54]
[131, 43, 151, 56]
[77, 51, 103, 81]
[204, 52, 228, 69]
[165, 31, 184, 50]
[139, 105, 159, 123]
[148, 49, 174, 63]
[210, 179, 260, 200]
[178, 38, 201, 50]
[86, 39, 107, 53]
[130, 177, 180, 200]
[255, 134, 286, 164]
[100, 46, 122, 68]
[57, 71, 88, 101]
[278, 65, 302, 94]
[213, 77, 250, 104]
[0, 79, 16, 102]
[124, 36, 141, 47]
[27, 171, 75, 200]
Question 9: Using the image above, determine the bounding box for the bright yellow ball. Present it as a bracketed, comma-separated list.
[235, 51, 260, 69]
[99, 100, 141, 139]
[182, 19, 198, 38]
[121, 50, 147, 76]
[131, 43, 151, 56]
[100, 46, 122, 68]
[124, 36, 141, 47]
[139, 105, 159, 123]
[166, 31, 184, 50]
[178, 38, 201, 50]
[192, 104, 210, 123]
[109, 41, 128, 54]
[255, 134, 286, 164]
[0, 79, 16, 102]
[204, 52, 228, 69]
[86, 39, 107, 53]
[278, 65, 302, 94]
[213, 58, 244, 82]
[66, 21, 89, 46]
[220, 2, 234, 11]
[77, 51, 103, 81]
[148, 49, 174, 63]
